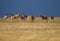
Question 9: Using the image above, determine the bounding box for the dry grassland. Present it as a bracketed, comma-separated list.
[0, 17, 60, 41]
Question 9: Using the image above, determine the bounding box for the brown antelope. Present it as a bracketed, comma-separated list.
[3, 15, 8, 21]
[27, 13, 34, 22]
[40, 14, 48, 22]
[2, 15, 9, 22]
[50, 16, 54, 22]
[9, 13, 21, 22]
[9, 14, 16, 22]
[15, 13, 21, 18]
[20, 13, 27, 21]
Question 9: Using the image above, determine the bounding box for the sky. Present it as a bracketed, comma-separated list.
[0, 0, 60, 17]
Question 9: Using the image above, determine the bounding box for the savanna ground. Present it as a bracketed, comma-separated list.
[0, 17, 60, 41]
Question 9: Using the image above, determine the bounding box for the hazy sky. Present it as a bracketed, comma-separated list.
[0, 0, 60, 17]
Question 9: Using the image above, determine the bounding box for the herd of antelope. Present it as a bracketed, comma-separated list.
[2, 12, 54, 23]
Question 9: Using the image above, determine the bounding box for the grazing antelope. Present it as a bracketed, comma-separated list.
[40, 14, 48, 22]
[27, 13, 34, 22]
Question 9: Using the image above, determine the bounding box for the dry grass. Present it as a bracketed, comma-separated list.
[0, 17, 60, 41]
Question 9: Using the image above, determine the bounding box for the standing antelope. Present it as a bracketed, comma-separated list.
[15, 13, 21, 18]
[9, 14, 16, 22]
[9, 13, 21, 22]
[2, 15, 9, 22]
[3, 15, 8, 21]
[27, 13, 35, 22]
[50, 16, 54, 22]
[40, 14, 48, 22]
[20, 13, 27, 21]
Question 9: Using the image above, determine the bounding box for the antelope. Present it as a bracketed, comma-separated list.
[9, 14, 16, 22]
[20, 13, 27, 21]
[27, 13, 34, 22]
[40, 14, 48, 22]
[15, 13, 21, 18]
[50, 16, 54, 22]
[3, 15, 8, 21]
